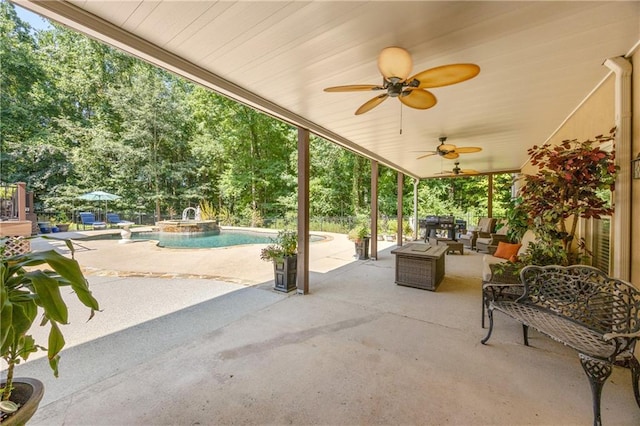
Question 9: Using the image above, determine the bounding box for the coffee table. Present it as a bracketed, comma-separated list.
[391, 244, 447, 291]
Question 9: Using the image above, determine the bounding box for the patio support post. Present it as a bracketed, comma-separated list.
[17, 182, 26, 221]
[487, 174, 494, 218]
[413, 178, 419, 240]
[604, 56, 632, 280]
[297, 127, 310, 294]
[370, 160, 378, 260]
[397, 172, 404, 245]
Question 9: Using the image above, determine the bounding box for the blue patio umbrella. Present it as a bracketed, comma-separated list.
[78, 191, 121, 221]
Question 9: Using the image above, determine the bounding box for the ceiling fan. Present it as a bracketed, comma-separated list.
[416, 136, 482, 160]
[324, 46, 480, 115]
[435, 161, 480, 177]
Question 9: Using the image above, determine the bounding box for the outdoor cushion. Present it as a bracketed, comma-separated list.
[493, 242, 521, 260]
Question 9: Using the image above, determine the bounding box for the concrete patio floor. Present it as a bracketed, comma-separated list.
[7, 230, 640, 425]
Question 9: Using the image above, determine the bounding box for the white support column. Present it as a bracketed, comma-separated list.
[604, 57, 632, 280]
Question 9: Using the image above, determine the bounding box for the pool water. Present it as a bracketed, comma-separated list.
[92, 230, 322, 249]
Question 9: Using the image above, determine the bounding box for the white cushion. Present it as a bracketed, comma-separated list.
[481, 230, 537, 281]
[518, 230, 536, 255]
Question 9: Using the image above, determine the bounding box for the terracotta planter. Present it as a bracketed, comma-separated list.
[56, 223, 70, 232]
[0, 378, 44, 425]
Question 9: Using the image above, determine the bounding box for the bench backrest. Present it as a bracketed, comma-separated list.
[79, 212, 96, 224]
[519, 265, 640, 335]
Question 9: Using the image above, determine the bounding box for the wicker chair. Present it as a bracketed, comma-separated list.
[458, 217, 495, 249]
[476, 219, 509, 253]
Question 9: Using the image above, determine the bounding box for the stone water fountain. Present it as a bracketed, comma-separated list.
[156, 206, 220, 234]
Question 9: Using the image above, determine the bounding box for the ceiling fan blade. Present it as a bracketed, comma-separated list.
[455, 147, 482, 154]
[324, 84, 383, 92]
[355, 93, 388, 115]
[416, 152, 437, 160]
[410, 64, 480, 89]
[399, 89, 437, 110]
[434, 170, 453, 175]
[443, 152, 460, 160]
[460, 169, 480, 175]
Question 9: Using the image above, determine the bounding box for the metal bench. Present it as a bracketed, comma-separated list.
[481, 264, 640, 426]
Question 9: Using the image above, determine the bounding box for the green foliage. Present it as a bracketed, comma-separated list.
[0, 238, 99, 401]
[347, 223, 369, 242]
[260, 230, 297, 261]
[503, 196, 529, 243]
[54, 211, 70, 224]
[198, 201, 217, 221]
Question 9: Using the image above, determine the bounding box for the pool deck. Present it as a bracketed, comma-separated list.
[31, 226, 395, 284]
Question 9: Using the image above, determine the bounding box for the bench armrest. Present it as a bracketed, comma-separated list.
[603, 330, 640, 341]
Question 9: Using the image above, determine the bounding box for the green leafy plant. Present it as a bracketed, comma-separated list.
[198, 201, 217, 221]
[347, 223, 369, 242]
[519, 128, 617, 265]
[0, 239, 99, 402]
[260, 230, 297, 262]
[503, 196, 529, 243]
[54, 212, 70, 224]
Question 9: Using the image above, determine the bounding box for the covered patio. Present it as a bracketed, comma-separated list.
[13, 0, 640, 287]
[6, 1, 640, 424]
[14, 235, 640, 425]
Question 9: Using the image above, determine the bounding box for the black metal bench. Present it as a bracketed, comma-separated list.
[481, 264, 640, 426]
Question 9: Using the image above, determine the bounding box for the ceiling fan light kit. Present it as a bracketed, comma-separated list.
[377, 46, 413, 80]
[324, 46, 480, 115]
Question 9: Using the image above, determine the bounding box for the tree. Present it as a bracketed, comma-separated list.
[519, 128, 617, 264]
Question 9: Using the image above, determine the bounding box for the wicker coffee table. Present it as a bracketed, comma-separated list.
[391, 244, 447, 291]
[445, 241, 464, 255]
[427, 237, 464, 255]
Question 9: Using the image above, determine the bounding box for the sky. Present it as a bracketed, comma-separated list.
[14, 3, 52, 31]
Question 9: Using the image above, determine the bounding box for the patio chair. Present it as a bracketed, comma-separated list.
[106, 213, 132, 227]
[475, 219, 509, 253]
[457, 217, 495, 249]
[79, 212, 106, 230]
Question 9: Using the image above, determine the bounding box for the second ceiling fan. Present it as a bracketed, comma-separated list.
[324, 46, 480, 115]
[416, 136, 482, 160]
[435, 161, 480, 177]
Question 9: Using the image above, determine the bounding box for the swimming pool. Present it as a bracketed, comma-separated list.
[88, 229, 323, 249]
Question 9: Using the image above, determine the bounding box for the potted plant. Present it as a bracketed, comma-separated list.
[493, 129, 617, 279]
[54, 212, 71, 232]
[260, 230, 298, 292]
[347, 223, 370, 260]
[0, 238, 99, 424]
[519, 128, 617, 265]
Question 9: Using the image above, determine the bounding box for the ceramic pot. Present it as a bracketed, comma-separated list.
[0, 377, 44, 426]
